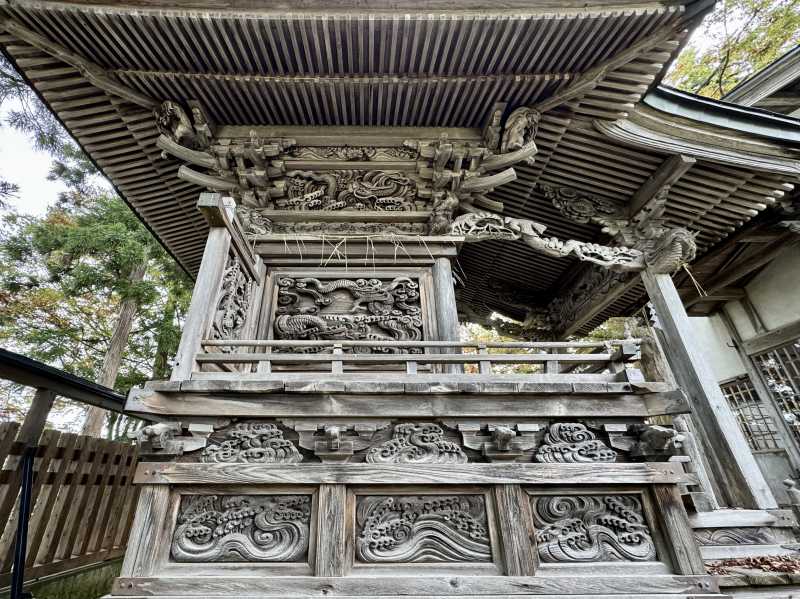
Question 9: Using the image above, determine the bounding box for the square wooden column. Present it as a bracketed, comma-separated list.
[642, 270, 777, 509]
[432, 257, 460, 342]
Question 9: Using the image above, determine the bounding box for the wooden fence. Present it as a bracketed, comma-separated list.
[0, 421, 139, 588]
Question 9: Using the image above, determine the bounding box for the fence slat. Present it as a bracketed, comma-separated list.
[26, 433, 78, 567]
[100, 444, 138, 552]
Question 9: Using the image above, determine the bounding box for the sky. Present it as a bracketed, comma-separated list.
[0, 112, 68, 216]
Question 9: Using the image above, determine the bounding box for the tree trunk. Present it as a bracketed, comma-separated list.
[82, 261, 147, 436]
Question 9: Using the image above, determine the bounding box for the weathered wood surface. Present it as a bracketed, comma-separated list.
[315, 484, 347, 577]
[652, 484, 706, 576]
[120, 485, 172, 579]
[109, 575, 719, 597]
[0, 425, 139, 588]
[642, 270, 776, 510]
[493, 485, 537, 576]
[135, 463, 694, 486]
[127, 387, 687, 419]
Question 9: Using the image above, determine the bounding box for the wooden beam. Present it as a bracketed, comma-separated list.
[742, 318, 800, 356]
[702, 232, 799, 292]
[683, 287, 745, 308]
[534, 27, 677, 114]
[0, 19, 157, 109]
[642, 269, 777, 510]
[629, 154, 696, 219]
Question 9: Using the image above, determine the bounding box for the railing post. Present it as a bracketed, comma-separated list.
[11, 388, 55, 599]
[171, 194, 232, 381]
[545, 348, 560, 375]
[331, 344, 344, 375]
[477, 344, 492, 375]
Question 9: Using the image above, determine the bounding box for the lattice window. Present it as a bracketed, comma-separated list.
[753, 339, 800, 447]
[720, 376, 781, 451]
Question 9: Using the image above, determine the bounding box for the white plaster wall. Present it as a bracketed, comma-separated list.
[742, 245, 800, 338]
[689, 314, 747, 381]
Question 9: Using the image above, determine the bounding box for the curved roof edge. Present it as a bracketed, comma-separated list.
[723, 44, 800, 106]
[643, 85, 800, 144]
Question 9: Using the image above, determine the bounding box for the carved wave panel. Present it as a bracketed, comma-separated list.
[532, 494, 657, 563]
[202, 423, 302, 464]
[535, 423, 617, 463]
[366, 423, 468, 464]
[171, 494, 311, 562]
[356, 495, 493, 563]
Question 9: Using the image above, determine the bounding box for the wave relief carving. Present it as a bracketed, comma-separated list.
[532, 495, 657, 563]
[365, 423, 467, 464]
[356, 495, 492, 563]
[534, 423, 617, 463]
[171, 495, 311, 562]
[201, 423, 302, 464]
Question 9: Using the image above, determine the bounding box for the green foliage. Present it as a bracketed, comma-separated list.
[667, 0, 800, 98]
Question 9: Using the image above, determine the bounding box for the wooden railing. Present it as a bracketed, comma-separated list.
[195, 339, 644, 382]
[0, 422, 139, 588]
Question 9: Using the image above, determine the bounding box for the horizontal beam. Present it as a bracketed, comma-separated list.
[0, 348, 128, 414]
[194, 352, 615, 364]
[135, 462, 693, 486]
[742, 318, 800, 356]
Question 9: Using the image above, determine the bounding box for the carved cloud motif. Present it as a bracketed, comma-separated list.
[366, 423, 468, 464]
[532, 495, 657, 563]
[535, 423, 617, 463]
[356, 495, 492, 563]
[171, 494, 310, 562]
[201, 423, 302, 464]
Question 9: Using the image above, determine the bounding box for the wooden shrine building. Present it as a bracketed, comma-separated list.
[1, 1, 799, 598]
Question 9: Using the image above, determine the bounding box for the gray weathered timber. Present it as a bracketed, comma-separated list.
[120, 485, 172, 578]
[125, 388, 685, 419]
[641, 270, 777, 509]
[315, 484, 347, 577]
[134, 463, 693, 486]
[742, 317, 800, 355]
[109, 575, 719, 597]
[652, 484, 706, 576]
[493, 485, 537, 576]
[170, 223, 231, 381]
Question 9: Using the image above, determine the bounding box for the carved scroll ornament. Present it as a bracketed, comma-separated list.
[532, 495, 657, 563]
[366, 423, 468, 464]
[535, 423, 617, 463]
[539, 183, 625, 225]
[356, 495, 492, 563]
[202, 423, 302, 464]
[449, 211, 646, 271]
[171, 494, 311, 562]
[210, 255, 253, 346]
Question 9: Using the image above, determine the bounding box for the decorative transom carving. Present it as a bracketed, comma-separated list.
[539, 183, 624, 224]
[531, 495, 656, 563]
[278, 170, 421, 212]
[273, 276, 423, 351]
[201, 423, 302, 464]
[535, 423, 617, 463]
[356, 495, 492, 563]
[366, 423, 467, 464]
[171, 495, 311, 562]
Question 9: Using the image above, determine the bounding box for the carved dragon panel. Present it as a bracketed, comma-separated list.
[273, 276, 423, 351]
[356, 495, 493, 563]
[531, 494, 657, 563]
[171, 494, 311, 562]
[276, 170, 422, 212]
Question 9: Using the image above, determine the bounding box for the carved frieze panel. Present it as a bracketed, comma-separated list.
[209, 255, 253, 346]
[273, 276, 423, 351]
[356, 495, 492, 563]
[201, 423, 302, 464]
[531, 494, 657, 563]
[275, 170, 422, 212]
[535, 423, 617, 463]
[171, 494, 311, 562]
[286, 146, 419, 161]
[366, 423, 468, 464]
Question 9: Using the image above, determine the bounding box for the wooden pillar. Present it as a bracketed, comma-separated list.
[642, 270, 777, 509]
[432, 257, 459, 342]
[18, 389, 56, 447]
